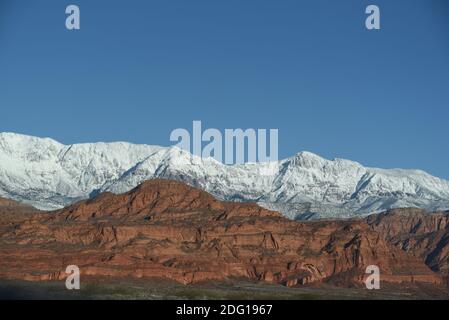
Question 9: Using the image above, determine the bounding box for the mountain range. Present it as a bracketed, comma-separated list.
[1, 132, 449, 220]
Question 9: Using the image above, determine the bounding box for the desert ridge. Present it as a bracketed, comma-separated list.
[0, 179, 447, 293]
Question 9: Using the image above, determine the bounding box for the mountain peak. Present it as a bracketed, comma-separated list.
[294, 151, 322, 159]
[59, 179, 280, 222]
[0, 131, 60, 144]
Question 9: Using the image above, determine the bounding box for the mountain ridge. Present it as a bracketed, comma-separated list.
[1, 132, 449, 219]
[0, 179, 445, 289]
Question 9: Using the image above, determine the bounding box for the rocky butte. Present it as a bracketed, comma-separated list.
[0, 179, 448, 293]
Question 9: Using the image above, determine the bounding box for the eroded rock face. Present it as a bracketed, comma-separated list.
[0, 180, 444, 287]
[366, 208, 449, 283]
[0, 198, 43, 225]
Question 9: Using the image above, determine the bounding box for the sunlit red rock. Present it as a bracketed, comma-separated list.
[0, 180, 445, 288]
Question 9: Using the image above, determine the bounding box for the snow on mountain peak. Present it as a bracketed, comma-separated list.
[0, 132, 448, 220]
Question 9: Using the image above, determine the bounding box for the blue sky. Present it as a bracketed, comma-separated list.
[0, 0, 448, 178]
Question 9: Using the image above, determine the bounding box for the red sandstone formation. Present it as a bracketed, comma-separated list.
[0, 180, 445, 288]
[366, 208, 449, 284]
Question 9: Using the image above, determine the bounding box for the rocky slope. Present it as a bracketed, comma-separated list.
[367, 208, 449, 284]
[1, 132, 449, 219]
[0, 179, 445, 288]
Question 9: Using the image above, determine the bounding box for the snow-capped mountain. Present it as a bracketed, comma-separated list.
[1, 132, 449, 220]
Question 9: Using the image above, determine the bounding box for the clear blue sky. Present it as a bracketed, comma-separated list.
[1, 0, 448, 178]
